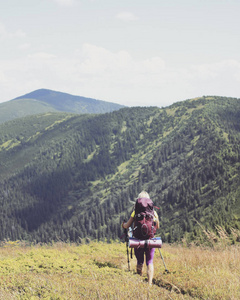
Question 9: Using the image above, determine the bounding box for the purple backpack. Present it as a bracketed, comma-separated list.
[133, 197, 157, 240]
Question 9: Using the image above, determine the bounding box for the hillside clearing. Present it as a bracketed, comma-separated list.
[0, 241, 239, 299]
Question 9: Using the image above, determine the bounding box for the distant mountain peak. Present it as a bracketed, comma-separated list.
[0, 89, 125, 123]
[13, 88, 125, 111]
[13, 88, 105, 103]
[13, 88, 53, 100]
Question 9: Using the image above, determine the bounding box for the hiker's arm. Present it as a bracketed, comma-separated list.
[155, 213, 160, 229]
[122, 217, 134, 229]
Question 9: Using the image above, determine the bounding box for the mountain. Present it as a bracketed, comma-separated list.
[0, 89, 125, 124]
[0, 95, 240, 243]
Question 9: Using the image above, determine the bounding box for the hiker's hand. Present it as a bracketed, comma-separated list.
[122, 222, 125, 229]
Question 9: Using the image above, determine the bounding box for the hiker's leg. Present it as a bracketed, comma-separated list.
[137, 263, 143, 276]
[147, 263, 154, 285]
[145, 248, 155, 265]
[146, 248, 155, 286]
[134, 248, 144, 276]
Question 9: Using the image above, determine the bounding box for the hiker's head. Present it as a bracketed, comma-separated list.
[137, 191, 150, 199]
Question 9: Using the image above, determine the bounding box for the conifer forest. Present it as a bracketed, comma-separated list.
[0, 96, 240, 243]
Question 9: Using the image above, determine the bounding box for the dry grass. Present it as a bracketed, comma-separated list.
[155, 243, 240, 299]
[0, 232, 239, 299]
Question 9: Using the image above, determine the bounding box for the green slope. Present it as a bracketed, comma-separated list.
[0, 99, 59, 124]
[0, 96, 240, 243]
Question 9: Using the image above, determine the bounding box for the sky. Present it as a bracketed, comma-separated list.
[0, 0, 240, 107]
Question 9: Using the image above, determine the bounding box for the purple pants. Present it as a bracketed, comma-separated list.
[134, 247, 155, 266]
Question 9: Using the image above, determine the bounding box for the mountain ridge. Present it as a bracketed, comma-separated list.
[0, 95, 240, 243]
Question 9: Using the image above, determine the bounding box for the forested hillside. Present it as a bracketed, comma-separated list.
[0, 96, 240, 243]
[0, 89, 125, 124]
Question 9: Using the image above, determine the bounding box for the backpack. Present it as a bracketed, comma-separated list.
[133, 197, 157, 240]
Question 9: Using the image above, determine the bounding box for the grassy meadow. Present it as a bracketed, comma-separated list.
[0, 233, 239, 299]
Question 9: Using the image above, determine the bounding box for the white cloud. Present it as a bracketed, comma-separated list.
[14, 29, 26, 38]
[0, 22, 26, 39]
[191, 59, 240, 81]
[0, 44, 240, 106]
[78, 44, 165, 76]
[18, 43, 31, 50]
[78, 44, 132, 74]
[28, 52, 57, 59]
[51, 0, 77, 6]
[0, 23, 8, 39]
[187, 59, 240, 98]
[73, 47, 240, 104]
[0, 69, 6, 83]
[115, 11, 138, 22]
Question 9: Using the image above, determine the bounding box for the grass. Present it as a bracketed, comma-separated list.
[0, 232, 239, 299]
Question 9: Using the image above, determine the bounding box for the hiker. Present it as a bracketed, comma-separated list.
[122, 191, 159, 286]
